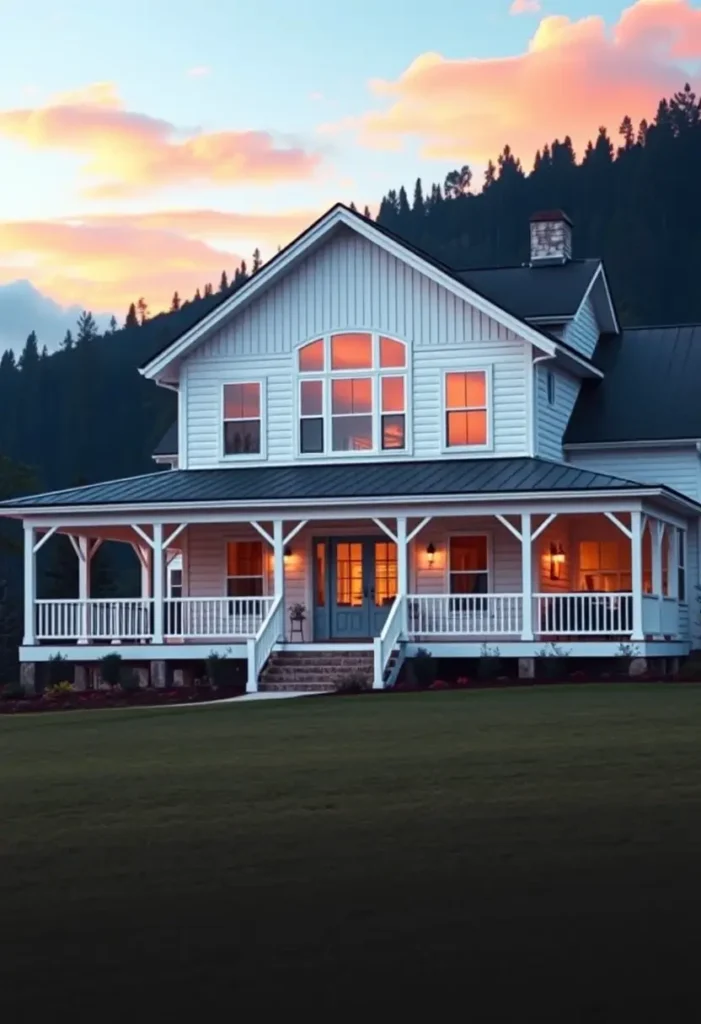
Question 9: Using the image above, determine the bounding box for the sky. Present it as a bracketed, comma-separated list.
[0, 0, 700, 347]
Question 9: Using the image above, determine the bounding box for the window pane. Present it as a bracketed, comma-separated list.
[381, 376, 404, 412]
[445, 371, 486, 409]
[300, 379, 323, 416]
[227, 577, 263, 597]
[332, 377, 372, 414]
[450, 572, 488, 595]
[450, 536, 488, 572]
[382, 414, 405, 450]
[300, 417, 323, 453]
[446, 410, 487, 446]
[224, 382, 259, 419]
[224, 419, 261, 454]
[331, 333, 372, 369]
[579, 541, 599, 571]
[227, 541, 263, 576]
[380, 337, 406, 368]
[601, 542, 621, 571]
[332, 415, 373, 451]
[299, 339, 324, 371]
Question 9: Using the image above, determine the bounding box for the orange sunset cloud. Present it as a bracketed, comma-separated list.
[0, 208, 323, 314]
[0, 83, 322, 198]
[341, 0, 701, 163]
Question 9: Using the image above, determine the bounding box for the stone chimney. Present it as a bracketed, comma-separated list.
[529, 210, 572, 265]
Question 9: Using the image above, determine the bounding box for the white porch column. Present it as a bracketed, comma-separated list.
[631, 511, 644, 641]
[140, 546, 152, 598]
[152, 523, 164, 644]
[23, 522, 36, 645]
[668, 528, 679, 600]
[78, 537, 91, 644]
[396, 516, 408, 634]
[520, 512, 533, 641]
[273, 519, 284, 597]
[651, 520, 663, 597]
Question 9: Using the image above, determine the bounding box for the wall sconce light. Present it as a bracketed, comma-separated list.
[284, 546, 292, 561]
[426, 542, 436, 568]
[549, 542, 565, 580]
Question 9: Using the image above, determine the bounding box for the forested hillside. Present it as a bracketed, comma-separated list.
[0, 84, 700, 674]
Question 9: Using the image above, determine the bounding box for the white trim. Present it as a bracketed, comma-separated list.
[532, 513, 557, 542]
[495, 514, 522, 542]
[140, 206, 561, 380]
[178, 374, 188, 470]
[441, 366, 493, 454]
[164, 523, 187, 548]
[131, 524, 154, 549]
[373, 517, 398, 543]
[283, 520, 308, 546]
[33, 525, 57, 553]
[220, 380, 266, 462]
[605, 511, 632, 539]
[407, 516, 432, 544]
[565, 439, 701, 451]
[250, 520, 274, 546]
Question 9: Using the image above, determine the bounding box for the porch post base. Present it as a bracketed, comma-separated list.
[20, 662, 36, 696]
[518, 657, 536, 680]
[150, 660, 169, 689]
[73, 665, 88, 691]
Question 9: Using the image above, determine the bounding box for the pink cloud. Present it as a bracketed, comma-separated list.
[510, 0, 541, 13]
[0, 82, 321, 198]
[338, 0, 701, 164]
[0, 206, 320, 313]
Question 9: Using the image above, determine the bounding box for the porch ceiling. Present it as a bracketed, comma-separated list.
[0, 456, 684, 514]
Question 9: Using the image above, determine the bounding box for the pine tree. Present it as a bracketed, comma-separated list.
[412, 178, 425, 217]
[194, 288, 202, 301]
[252, 248, 262, 273]
[444, 165, 472, 199]
[76, 311, 99, 345]
[483, 160, 497, 189]
[219, 270, 229, 292]
[349, 201, 357, 212]
[108, 315, 118, 333]
[203, 283, 213, 298]
[61, 330, 74, 350]
[363, 205, 372, 219]
[136, 297, 149, 325]
[398, 186, 410, 219]
[124, 303, 139, 329]
[170, 291, 181, 312]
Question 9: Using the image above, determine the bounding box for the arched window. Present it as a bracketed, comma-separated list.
[297, 333, 407, 454]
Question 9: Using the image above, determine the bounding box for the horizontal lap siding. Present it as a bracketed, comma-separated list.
[535, 366, 580, 461]
[183, 227, 530, 467]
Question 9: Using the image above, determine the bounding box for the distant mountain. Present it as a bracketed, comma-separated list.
[0, 280, 112, 352]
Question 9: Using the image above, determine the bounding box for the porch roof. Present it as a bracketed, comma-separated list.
[0, 456, 692, 513]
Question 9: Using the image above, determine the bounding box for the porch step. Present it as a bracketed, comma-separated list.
[259, 650, 374, 690]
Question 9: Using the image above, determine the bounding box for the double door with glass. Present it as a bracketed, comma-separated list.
[313, 538, 398, 639]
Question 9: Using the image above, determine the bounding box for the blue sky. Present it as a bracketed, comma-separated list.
[0, 0, 697, 342]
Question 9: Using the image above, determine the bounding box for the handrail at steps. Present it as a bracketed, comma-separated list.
[373, 594, 405, 690]
[246, 594, 284, 693]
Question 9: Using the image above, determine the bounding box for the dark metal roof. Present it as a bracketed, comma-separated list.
[153, 422, 178, 456]
[565, 325, 701, 444]
[457, 260, 600, 320]
[0, 457, 665, 510]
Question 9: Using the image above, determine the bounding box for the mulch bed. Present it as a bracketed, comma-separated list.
[0, 686, 244, 714]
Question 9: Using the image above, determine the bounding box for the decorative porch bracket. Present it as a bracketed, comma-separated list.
[250, 520, 309, 636]
[373, 517, 430, 635]
[605, 511, 644, 640]
[495, 513, 558, 640]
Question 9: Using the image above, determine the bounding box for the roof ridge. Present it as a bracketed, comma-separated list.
[624, 322, 701, 332]
[455, 258, 599, 273]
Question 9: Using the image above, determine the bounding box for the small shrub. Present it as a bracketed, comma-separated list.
[455, 675, 470, 688]
[44, 681, 74, 699]
[1, 681, 24, 701]
[536, 643, 571, 680]
[119, 668, 142, 694]
[429, 679, 450, 691]
[409, 648, 436, 689]
[206, 650, 232, 688]
[46, 653, 67, 689]
[335, 672, 370, 695]
[100, 653, 123, 688]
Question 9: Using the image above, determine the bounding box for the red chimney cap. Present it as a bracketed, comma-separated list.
[530, 210, 573, 226]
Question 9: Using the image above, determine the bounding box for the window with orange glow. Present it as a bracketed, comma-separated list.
[223, 382, 261, 455]
[226, 540, 264, 596]
[449, 536, 488, 594]
[445, 371, 488, 448]
[296, 333, 408, 454]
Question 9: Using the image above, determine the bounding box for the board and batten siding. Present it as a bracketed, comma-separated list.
[562, 295, 599, 358]
[182, 226, 531, 467]
[568, 445, 701, 645]
[535, 366, 580, 461]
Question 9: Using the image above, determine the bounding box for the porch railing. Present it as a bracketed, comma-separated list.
[35, 598, 153, 641]
[164, 597, 272, 638]
[535, 593, 633, 636]
[374, 594, 405, 689]
[407, 594, 523, 636]
[247, 595, 284, 692]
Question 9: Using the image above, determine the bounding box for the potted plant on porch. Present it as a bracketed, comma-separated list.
[288, 602, 306, 641]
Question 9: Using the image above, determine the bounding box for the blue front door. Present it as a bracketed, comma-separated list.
[326, 538, 397, 639]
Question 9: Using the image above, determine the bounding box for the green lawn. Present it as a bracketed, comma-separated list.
[3, 686, 701, 1018]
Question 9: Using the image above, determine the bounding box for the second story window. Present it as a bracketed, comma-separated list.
[444, 370, 490, 449]
[223, 382, 262, 456]
[297, 333, 407, 455]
